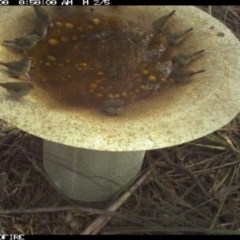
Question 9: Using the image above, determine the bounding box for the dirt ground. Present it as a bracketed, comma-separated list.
[0, 6, 240, 235]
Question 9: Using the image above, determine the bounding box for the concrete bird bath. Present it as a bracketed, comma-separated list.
[1, 6, 240, 202]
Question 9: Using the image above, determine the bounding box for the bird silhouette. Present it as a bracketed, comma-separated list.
[0, 81, 34, 98]
[166, 28, 193, 46]
[0, 57, 32, 79]
[170, 68, 205, 83]
[33, 6, 53, 27]
[152, 10, 176, 33]
[172, 49, 205, 67]
[2, 34, 40, 52]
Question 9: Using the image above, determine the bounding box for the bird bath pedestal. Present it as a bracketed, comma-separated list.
[43, 141, 145, 201]
[1, 6, 240, 202]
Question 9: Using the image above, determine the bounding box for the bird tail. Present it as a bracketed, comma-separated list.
[0, 61, 8, 67]
[33, 5, 41, 15]
[192, 49, 205, 57]
[181, 28, 194, 37]
[2, 40, 14, 44]
[167, 10, 176, 20]
[192, 69, 206, 76]
[0, 83, 7, 89]
[2, 40, 16, 49]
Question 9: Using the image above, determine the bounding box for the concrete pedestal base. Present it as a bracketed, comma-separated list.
[43, 140, 145, 202]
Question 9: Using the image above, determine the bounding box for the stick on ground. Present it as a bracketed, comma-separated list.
[81, 169, 151, 235]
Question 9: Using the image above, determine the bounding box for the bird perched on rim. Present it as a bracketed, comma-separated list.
[155, 60, 173, 79]
[148, 33, 167, 51]
[33, 6, 53, 27]
[169, 68, 206, 83]
[28, 22, 48, 41]
[166, 28, 194, 46]
[152, 10, 176, 33]
[172, 49, 205, 67]
[101, 98, 125, 116]
[2, 34, 40, 52]
[0, 81, 34, 99]
[0, 57, 32, 80]
[147, 32, 168, 61]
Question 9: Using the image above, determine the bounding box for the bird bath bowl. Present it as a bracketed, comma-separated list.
[1, 6, 240, 202]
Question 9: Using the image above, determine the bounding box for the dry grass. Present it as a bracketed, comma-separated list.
[1, 6, 240, 235]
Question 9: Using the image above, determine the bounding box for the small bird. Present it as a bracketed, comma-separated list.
[100, 98, 125, 116]
[166, 28, 193, 46]
[155, 60, 173, 78]
[147, 33, 167, 61]
[33, 6, 53, 27]
[152, 10, 176, 33]
[148, 33, 166, 50]
[101, 106, 118, 116]
[0, 81, 34, 98]
[28, 22, 48, 40]
[0, 57, 32, 79]
[172, 49, 205, 67]
[169, 68, 206, 83]
[2, 34, 40, 52]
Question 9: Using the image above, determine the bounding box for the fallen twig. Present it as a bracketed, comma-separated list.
[81, 169, 151, 235]
[0, 205, 144, 227]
